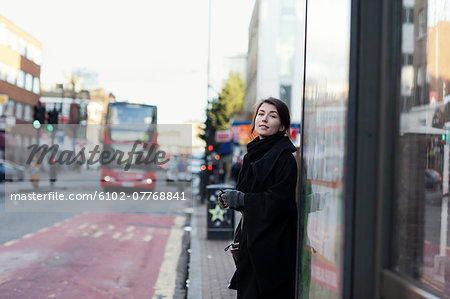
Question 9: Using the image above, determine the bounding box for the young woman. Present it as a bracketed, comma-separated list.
[219, 97, 298, 298]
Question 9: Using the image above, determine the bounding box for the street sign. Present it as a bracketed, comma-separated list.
[215, 130, 232, 143]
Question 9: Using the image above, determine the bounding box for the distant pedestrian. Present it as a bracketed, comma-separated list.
[219, 97, 298, 298]
[231, 156, 242, 184]
[30, 157, 40, 189]
[49, 158, 57, 187]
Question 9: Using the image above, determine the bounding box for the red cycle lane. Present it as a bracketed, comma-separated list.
[0, 212, 176, 299]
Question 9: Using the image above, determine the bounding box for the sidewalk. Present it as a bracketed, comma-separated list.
[187, 198, 238, 299]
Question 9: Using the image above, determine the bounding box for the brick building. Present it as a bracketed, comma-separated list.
[0, 14, 42, 162]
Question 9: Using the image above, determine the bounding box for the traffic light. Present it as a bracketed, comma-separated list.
[48, 109, 59, 125]
[32, 120, 41, 129]
[47, 110, 58, 132]
[33, 103, 46, 128]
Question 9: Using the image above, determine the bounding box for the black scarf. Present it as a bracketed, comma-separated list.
[236, 131, 285, 191]
[246, 131, 285, 162]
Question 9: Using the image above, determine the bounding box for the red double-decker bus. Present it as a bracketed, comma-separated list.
[101, 102, 157, 190]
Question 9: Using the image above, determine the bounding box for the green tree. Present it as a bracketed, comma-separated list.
[200, 72, 245, 150]
[209, 72, 245, 130]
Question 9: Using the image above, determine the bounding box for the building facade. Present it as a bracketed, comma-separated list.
[245, 0, 305, 124]
[294, 0, 450, 297]
[0, 14, 42, 162]
[0, 14, 41, 125]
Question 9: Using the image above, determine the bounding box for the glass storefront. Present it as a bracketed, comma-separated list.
[394, 0, 450, 296]
[299, 0, 351, 297]
[296, 0, 450, 297]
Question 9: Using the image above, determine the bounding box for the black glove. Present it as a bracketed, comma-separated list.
[219, 189, 244, 210]
[218, 191, 227, 208]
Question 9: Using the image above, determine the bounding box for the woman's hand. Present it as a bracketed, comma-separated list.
[218, 190, 228, 208]
[219, 189, 244, 210]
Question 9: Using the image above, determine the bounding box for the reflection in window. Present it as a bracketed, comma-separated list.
[395, 0, 450, 296]
[300, 0, 350, 297]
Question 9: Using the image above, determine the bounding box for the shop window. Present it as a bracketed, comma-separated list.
[394, 0, 450, 297]
[299, 0, 350, 297]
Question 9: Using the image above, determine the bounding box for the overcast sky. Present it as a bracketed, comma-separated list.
[0, 0, 255, 123]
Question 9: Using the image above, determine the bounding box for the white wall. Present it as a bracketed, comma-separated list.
[291, 0, 306, 123]
[256, 0, 281, 102]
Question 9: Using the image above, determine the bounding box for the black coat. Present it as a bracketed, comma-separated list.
[230, 136, 298, 298]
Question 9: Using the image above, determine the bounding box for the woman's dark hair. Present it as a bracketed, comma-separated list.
[250, 97, 291, 137]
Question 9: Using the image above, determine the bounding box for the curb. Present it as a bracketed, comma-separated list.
[186, 200, 203, 299]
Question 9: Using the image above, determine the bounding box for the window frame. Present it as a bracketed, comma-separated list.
[354, 0, 450, 298]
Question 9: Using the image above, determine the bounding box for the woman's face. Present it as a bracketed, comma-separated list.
[254, 103, 285, 139]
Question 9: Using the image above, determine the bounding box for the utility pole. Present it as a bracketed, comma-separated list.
[207, 0, 212, 109]
[200, 0, 213, 203]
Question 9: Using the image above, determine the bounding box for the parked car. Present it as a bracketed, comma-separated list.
[191, 157, 203, 175]
[165, 156, 192, 182]
[0, 160, 25, 182]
